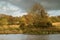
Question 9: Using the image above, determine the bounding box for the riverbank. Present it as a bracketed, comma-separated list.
[0, 27, 59, 34]
[0, 24, 59, 34]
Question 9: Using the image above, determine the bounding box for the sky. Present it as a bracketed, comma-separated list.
[0, 0, 60, 16]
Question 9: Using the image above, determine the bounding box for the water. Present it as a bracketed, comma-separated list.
[0, 34, 60, 40]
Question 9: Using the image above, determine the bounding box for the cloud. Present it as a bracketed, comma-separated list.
[0, 1, 20, 12]
[47, 10, 60, 16]
[0, 0, 60, 16]
[13, 11, 27, 17]
[5, 0, 60, 10]
[7, 0, 36, 10]
[0, 1, 27, 16]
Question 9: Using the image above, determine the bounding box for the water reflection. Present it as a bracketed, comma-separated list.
[0, 34, 59, 40]
[26, 35, 49, 40]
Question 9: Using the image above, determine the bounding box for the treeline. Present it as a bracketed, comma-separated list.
[50, 16, 60, 23]
[0, 14, 20, 25]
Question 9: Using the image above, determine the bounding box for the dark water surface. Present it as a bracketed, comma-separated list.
[0, 34, 60, 40]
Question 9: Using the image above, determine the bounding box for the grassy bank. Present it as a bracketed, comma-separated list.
[0, 25, 59, 34]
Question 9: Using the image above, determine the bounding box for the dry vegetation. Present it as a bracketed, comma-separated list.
[52, 22, 60, 29]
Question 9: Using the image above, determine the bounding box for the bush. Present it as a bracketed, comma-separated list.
[33, 21, 52, 28]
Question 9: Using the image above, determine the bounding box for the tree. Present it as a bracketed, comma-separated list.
[27, 3, 52, 28]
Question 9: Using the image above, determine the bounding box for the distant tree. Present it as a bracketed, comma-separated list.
[0, 16, 8, 25]
[7, 16, 14, 25]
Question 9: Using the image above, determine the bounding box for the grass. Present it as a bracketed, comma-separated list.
[0, 24, 59, 34]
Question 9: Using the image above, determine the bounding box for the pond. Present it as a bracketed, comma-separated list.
[0, 34, 60, 40]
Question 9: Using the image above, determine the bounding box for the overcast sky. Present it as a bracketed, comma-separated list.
[6, 0, 60, 10]
[0, 0, 60, 16]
